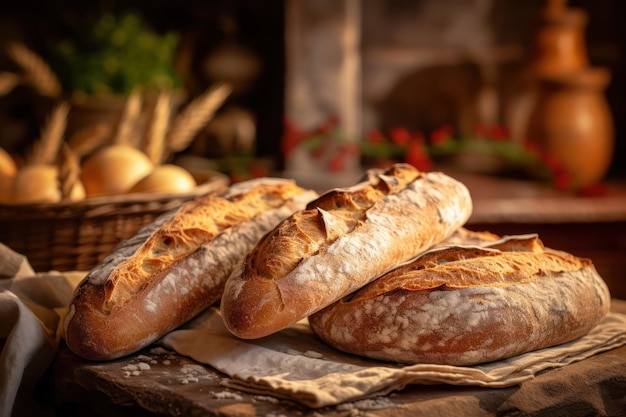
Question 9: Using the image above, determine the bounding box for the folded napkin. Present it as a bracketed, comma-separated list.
[160, 304, 626, 408]
[0, 243, 84, 417]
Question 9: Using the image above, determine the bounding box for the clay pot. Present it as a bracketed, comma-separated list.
[529, 0, 589, 76]
[524, 68, 614, 188]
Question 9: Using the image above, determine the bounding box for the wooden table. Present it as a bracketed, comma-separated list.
[51, 300, 626, 417]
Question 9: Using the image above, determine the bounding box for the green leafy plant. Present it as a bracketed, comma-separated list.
[46, 11, 181, 97]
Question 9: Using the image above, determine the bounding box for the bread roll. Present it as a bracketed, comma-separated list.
[64, 178, 318, 360]
[309, 232, 611, 366]
[221, 164, 473, 339]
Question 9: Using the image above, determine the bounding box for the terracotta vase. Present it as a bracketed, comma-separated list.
[524, 68, 614, 188]
[528, 0, 589, 76]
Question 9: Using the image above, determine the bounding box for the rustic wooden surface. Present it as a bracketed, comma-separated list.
[454, 172, 626, 224]
[52, 301, 626, 417]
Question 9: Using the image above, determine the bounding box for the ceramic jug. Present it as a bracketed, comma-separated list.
[524, 68, 614, 188]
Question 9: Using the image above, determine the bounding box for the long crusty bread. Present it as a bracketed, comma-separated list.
[221, 164, 473, 339]
[309, 231, 611, 366]
[64, 178, 318, 360]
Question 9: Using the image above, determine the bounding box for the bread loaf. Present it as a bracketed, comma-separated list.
[64, 178, 318, 360]
[309, 231, 611, 366]
[221, 164, 473, 339]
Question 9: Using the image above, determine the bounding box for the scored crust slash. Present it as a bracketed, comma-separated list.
[221, 163, 474, 339]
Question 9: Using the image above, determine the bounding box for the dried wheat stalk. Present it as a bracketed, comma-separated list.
[166, 83, 232, 154]
[7, 42, 62, 98]
[143, 91, 171, 164]
[113, 90, 143, 147]
[67, 123, 112, 158]
[29, 102, 69, 165]
[0, 72, 21, 96]
[58, 142, 81, 200]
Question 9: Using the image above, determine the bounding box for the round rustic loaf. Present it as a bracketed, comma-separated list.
[308, 233, 611, 366]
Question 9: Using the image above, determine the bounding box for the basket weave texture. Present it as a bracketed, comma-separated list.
[0, 172, 228, 272]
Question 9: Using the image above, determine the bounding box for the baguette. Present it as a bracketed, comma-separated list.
[309, 231, 611, 366]
[64, 178, 318, 360]
[221, 164, 473, 339]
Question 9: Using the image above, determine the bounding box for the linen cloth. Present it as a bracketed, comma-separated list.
[160, 304, 626, 408]
[0, 244, 83, 417]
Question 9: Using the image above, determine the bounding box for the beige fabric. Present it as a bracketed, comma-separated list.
[0, 243, 85, 417]
[160, 305, 626, 408]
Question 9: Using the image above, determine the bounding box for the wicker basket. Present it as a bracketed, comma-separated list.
[0, 170, 229, 272]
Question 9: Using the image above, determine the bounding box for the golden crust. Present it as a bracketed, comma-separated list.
[349, 234, 590, 298]
[247, 165, 420, 281]
[102, 181, 308, 312]
[64, 178, 318, 360]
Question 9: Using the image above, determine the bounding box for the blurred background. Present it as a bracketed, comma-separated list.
[1, 0, 625, 297]
[0, 0, 624, 184]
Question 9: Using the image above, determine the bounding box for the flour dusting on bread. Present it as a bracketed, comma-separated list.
[64, 178, 318, 360]
[309, 231, 611, 366]
[221, 164, 473, 339]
